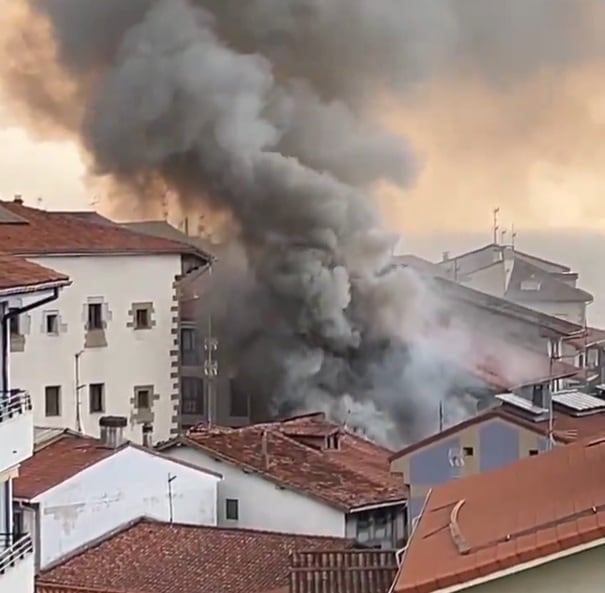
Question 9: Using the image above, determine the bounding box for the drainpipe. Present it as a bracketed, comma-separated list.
[1, 288, 59, 546]
[1, 288, 60, 400]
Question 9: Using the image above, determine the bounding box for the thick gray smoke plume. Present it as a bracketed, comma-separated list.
[18, 0, 605, 445]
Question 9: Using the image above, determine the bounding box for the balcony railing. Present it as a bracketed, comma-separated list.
[0, 532, 33, 575]
[0, 390, 32, 424]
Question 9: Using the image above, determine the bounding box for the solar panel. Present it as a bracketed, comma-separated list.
[552, 390, 605, 413]
[495, 392, 548, 415]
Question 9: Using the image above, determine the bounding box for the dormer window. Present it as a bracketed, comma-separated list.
[520, 279, 541, 291]
[325, 434, 339, 450]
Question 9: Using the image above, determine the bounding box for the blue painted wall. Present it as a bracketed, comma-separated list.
[408, 437, 460, 485]
[408, 496, 427, 524]
[478, 421, 520, 472]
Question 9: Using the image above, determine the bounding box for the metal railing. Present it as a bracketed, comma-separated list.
[0, 532, 33, 575]
[0, 390, 32, 424]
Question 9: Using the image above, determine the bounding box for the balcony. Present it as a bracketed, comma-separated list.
[0, 390, 33, 473]
[0, 533, 34, 593]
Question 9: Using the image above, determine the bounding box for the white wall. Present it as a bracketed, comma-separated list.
[0, 548, 34, 593]
[9, 254, 181, 443]
[0, 411, 33, 475]
[518, 299, 586, 325]
[34, 446, 219, 569]
[458, 544, 605, 593]
[164, 445, 345, 537]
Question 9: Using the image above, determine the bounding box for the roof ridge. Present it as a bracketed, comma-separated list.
[39, 516, 151, 573]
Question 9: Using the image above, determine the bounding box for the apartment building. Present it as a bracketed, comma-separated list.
[0, 199, 210, 444]
[0, 253, 70, 593]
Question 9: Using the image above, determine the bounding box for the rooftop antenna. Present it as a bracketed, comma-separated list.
[167, 474, 177, 523]
[511, 224, 517, 249]
[500, 229, 507, 244]
[89, 196, 99, 209]
[161, 191, 169, 221]
[492, 207, 500, 244]
[203, 262, 218, 426]
[438, 401, 444, 432]
[36, 196, 43, 210]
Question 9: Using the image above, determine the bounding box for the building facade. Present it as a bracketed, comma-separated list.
[0, 254, 70, 593]
[159, 413, 407, 548]
[0, 200, 210, 443]
[13, 418, 221, 570]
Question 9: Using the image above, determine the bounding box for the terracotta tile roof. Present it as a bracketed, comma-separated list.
[14, 433, 117, 499]
[38, 518, 348, 593]
[390, 402, 605, 462]
[393, 434, 605, 593]
[161, 413, 406, 510]
[0, 201, 208, 258]
[0, 253, 69, 293]
[15, 431, 221, 500]
[36, 584, 144, 593]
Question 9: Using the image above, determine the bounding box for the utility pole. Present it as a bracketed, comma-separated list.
[438, 401, 444, 432]
[203, 264, 218, 426]
[74, 350, 85, 433]
[492, 207, 500, 244]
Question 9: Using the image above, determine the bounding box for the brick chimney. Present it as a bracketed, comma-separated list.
[13, 195, 23, 205]
[99, 416, 127, 448]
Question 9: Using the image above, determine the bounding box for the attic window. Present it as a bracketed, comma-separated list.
[325, 434, 339, 450]
[520, 279, 541, 291]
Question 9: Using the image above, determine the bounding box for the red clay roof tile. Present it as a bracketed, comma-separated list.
[38, 518, 348, 593]
[14, 434, 116, 499]
[0, 253, 69, 292]
[0, 202, 206, 258]
[168, 413, 405, 510]
[393, 435, 605, 593]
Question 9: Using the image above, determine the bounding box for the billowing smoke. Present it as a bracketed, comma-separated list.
[1, 0, 601, 445]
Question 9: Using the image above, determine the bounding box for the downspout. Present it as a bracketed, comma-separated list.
[1, 287, 60, 395]
[1, 288, 59, 546]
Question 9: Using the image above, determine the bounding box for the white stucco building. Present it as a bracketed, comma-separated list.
[0, 199, 210, 443]
[0, 253, 71, 593]
[158, 413, 407, 548]
[13, 417, 221, 570]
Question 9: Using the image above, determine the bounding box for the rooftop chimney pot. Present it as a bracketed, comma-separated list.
[99, 415, 127, 449]
[13, 195, 23, 205]
[142, 422, 153, 448]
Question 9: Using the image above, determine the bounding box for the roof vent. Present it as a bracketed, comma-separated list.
[13, 195, 23, 205]
[99, 416, 127, 449]
[142, 422, 153, 448]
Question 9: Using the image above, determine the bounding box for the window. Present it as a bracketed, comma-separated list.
[356, 512, 371, 543]
[463, 446, 474, 457]
[134, 306, 151, 330]
[89, 383, 105, 413]
[136, 388, 151, 410]
[181, 327, 199, 366]
[8, 309, 20, 336]
[225, 498, 239, 521]
[87, 303, 103, 330]
[45, 386, 61, 417]
[12, 508, 24, 540]
[325, 434, 339, 450]
[529, 449, 539, 456]
[181, 377, 204, 415]
[229, 379, 249, 417]
[45, 313, 59, 335]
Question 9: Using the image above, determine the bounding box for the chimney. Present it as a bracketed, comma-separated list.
[441, 251, 449, 262]
[142, 422, 153, 448]
[531, 384, 550, 410]
[99, 416, 127, 448]
[13, 195, 23, 205]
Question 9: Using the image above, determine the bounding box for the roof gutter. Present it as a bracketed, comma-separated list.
[0, 279, 69, 298]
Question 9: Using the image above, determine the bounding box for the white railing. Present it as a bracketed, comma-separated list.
[0, 390, 32, 424]
[0, 533, 33, 575]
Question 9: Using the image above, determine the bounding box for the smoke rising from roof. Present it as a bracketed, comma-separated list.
[1, 0, 601, 444]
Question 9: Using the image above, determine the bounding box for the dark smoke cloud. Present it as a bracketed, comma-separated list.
[9, 0, 604, 445]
